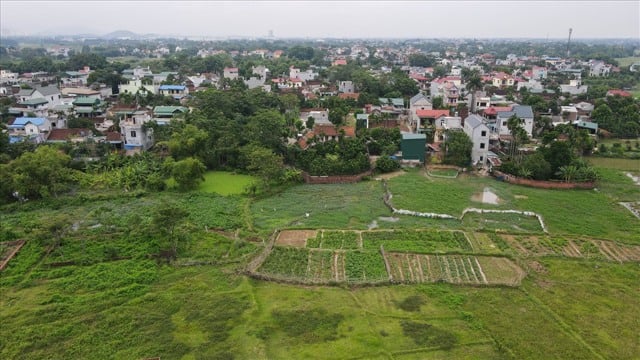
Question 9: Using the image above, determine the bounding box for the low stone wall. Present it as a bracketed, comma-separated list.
[427, 164, 463, 171]
[493, 171, 596, 190]
[302, 170, 373, 184]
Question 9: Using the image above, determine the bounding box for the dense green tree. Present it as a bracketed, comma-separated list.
[153, 203, 189, 257]
[244, 109, 288, 153]
[240, 145, 284, 188]
[443, 130, 472, 167]
[172, 157, 206, 190]
[408, 54, 435, 67]
[3, 146, 76, 200]
[167, 124, 210, 161]
[541, 140, 575, 175]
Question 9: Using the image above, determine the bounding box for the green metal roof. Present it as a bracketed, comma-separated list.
[153, 106, 188, 115]
[576, 121, 598, 131]
[73, 97, 100, 106]
[402, 133, 427, 140]
[75, 108, 99, 114]
[20, 98, 48, 105]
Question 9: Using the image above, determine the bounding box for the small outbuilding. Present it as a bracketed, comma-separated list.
[401, 133, 427, 163]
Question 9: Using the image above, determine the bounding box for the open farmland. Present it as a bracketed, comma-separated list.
[1, 161, 640, 359]
[385, 253, 525, 286]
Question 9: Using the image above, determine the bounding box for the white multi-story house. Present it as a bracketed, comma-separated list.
[121, 110, 154, 152]
[252, 65, 269, 80]
[409, 92, 432, 124]
[8, 117, 51, 143]
[430, 77, 462, 107]
[158, 85, 188, 100]
[339, 81, 354, 93]
[223, 67, 239, 80]
[496, 105, 534, 138]
[463, 114, 490, 165]
[0, 69, 19, 84]
[531, 66, 548, 80]
[119, 78, 158, 95]
[589, 61, 611, 77]
[17, 85, 62, 108]
[289, 67, 318, 82]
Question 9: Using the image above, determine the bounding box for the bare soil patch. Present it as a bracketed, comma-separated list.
[471, 187, 501, 205]
[276, 230, 318, 247]
[375, 170, 406, 180]
[528, 260, 548, 274]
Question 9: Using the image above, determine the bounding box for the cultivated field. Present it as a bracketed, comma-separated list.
[2, 162, 640, 359]
[385, 253, 525, 286]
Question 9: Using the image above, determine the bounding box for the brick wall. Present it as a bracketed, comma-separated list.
[493, 170, 596, 190]
[302, 170, 373, 184]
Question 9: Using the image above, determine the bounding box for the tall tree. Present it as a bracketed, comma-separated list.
[443, 130, 473, 167]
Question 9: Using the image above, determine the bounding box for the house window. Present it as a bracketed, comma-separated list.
[480, 156, 484, 161]
[502, 121, 507, 126]
[481, 130, 486, 137]
[130, 130, 137, 138]
[480, 143, 486, 149]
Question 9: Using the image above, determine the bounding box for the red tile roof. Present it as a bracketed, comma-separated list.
[47, 128, 92, 141]
[606, 89, 632, 97]
[106, 131, 122, 142]
[416, 109, 449, 118]
[339, 92, 360, 100]
[483, 106, 512, 115]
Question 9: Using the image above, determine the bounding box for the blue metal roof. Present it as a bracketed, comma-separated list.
[159, 85, 185, 90]
[9, 117, 46, 128]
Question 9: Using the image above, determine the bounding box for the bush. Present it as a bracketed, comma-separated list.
[375, 156, 400, 173]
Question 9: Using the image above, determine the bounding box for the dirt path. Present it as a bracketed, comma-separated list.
[567, 241, 582, 257]
[405, 254, 415, 282]
[474, 257, 488, 284]
[606, 243, 628, 262]
[456, 257, 470, 282]
[442, 256, 453, 283]
[306, 251, 313, 277]
[598, 241, 622, 263]
[425, 256, 433, 281]
[506, 236, 531, 256]
[466, 257, 480, 283]
[332, 252, 339, 281]
[415, 255, 425, 282]
[341, 252, 347, 281]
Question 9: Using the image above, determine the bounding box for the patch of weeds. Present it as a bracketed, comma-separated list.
[396, 295, 425, 312]
[400, 320, 458, 350]
[270, 308, 344, 343]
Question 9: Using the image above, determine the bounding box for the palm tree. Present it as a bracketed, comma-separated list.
[463, 69, 483, 114]
[556, 165, 578, 182]
[506, 115, 528, 163]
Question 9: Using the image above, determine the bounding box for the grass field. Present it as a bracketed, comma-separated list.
[615, 56, 640, 67]
[1, 160, 640, 359]
[198, 171, 257, 195]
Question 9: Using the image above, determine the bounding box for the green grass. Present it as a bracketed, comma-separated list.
[615, 56, 640, 67]
[198, 171, 257, 195]
[2, 158, 640, 359]
[587, 156, 640, 171]
[250, 181, 391, 231]
[386, 170, 640, 243]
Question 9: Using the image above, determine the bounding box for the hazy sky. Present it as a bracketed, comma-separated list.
[1, 0, 639, 39]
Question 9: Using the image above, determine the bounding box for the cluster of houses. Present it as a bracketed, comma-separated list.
[1, 66, 189, 152]
[2, 43, 633, 164]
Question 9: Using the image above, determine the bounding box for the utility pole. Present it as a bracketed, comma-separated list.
[566, 28, 573, 58]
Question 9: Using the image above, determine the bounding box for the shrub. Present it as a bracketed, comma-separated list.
[375, 156, 400, 173]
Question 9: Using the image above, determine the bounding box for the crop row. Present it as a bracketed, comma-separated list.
[363, 230, 471, 253]
[493, 234, 640, 262]
[306, 230, 360, 250]
[258, 247, 387, 283]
